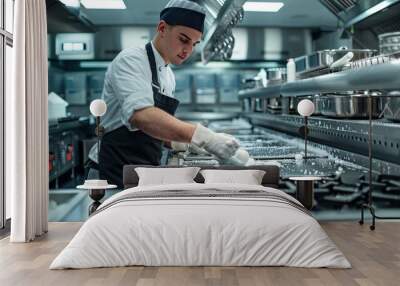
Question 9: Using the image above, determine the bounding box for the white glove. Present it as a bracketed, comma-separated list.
[188, 144, 209, 155]
[171, 141, 209, 155]
[171, 141, 189, 152]
[221, 148, 252, 166]
[191, 124, 239, 159]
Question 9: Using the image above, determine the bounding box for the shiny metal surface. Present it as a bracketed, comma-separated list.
[240, 59, 400, 100]
[343, 0, 400, 27]
[318, 0, 357, 17]
[266, 68, 287, 86]
[383, 93, 400, 121]
[267, 98, 281, 110]
[244, 146, 313, 159]
[319, 0, 400, 28]
[281, 61, 400, 96]
[379, 31, 400, 54]
[200, 0, 246, 63]
[319, 93, 383, 118]
[245, 112, 400, 165]
[294, 49, 376, 76]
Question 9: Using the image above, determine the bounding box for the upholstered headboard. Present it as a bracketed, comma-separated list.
[123, 165, 280, 189]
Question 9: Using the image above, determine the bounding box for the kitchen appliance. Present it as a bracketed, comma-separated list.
[55, 33, 94, 60]
[379, 32, 400, 55]
[320, 92, 383, 118]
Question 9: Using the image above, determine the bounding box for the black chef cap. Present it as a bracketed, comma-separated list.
[160, 0, 206, 33]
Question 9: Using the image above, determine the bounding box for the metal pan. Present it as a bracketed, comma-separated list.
[320, 93, 383, 118]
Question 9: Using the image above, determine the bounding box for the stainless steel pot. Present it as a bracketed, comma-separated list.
[320, 93, 383, 118]
[266, 68, 287, 86]
[281, 97, 296, 114]
[267, 97, 281, 110]
[383, 91, 400, 122]
[241, 77, 263, 90]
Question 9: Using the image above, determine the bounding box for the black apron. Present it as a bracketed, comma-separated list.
[99, 43, 180, 188]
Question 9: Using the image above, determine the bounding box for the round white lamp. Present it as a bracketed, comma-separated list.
[297, 99, 315, 117]
[90, 99, 107, 117]
[297, 99, 315, 159]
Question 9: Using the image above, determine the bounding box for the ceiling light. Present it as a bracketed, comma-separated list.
[59, 0, 80, 7]
[243, 2, 284, 12]
[81, 0, 127, 9]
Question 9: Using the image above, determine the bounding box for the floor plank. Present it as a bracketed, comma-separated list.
[1, 222, 399, 286]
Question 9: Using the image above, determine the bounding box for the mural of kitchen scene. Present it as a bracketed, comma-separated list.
[46, 0, 400, 223]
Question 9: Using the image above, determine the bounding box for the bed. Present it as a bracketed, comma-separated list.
[50, 165, 351, 269]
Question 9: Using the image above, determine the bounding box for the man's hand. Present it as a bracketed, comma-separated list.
[170, 141, 209, 155]
[190, 124, 239, 159]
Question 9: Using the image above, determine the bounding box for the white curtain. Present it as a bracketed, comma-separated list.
[8, 0, 48, 242]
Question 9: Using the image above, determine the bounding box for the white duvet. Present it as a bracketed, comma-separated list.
[50, 183, 351, 269]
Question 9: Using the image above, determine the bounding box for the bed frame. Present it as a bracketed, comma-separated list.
[123, 165, 280, 189]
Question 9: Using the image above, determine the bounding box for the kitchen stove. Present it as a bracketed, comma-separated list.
[170, 119, 400, 217]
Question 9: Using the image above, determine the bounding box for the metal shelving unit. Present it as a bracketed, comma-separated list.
[281, 61, 400, 96]
[239, 58, 400, 230]
[237, 60, 400, 99]
[243, 112, 400, 166]
[238, 85, 281, 99]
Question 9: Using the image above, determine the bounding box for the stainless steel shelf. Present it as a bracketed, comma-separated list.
[238, 85, 281, 99]
[237, 61, 400, 99]
[281, 61, 400, 96]
[243, 112, 400, 165]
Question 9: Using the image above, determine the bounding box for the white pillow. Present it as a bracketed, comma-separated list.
[200, 169, 266, 185]
[135, 167, 200, 186]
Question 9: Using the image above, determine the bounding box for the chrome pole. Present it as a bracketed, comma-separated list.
[304, 116, 308, 159]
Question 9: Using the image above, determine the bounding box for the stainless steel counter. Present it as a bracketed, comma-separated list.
[244, 112, 400, 166]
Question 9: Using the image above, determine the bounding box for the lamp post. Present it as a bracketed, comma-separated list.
[77, 100, 116, 216]
[89, 99, 107, 163]
[359, 91, 400, 230]
[297, 99, 315, 159]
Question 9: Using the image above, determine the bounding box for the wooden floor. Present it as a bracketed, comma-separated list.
[1, 222, 400, 286]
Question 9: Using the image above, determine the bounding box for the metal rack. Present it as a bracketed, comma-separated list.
[199, 0, 247, 64]
[238, 85, 281, 99]
[281, 61, 400, 96]
[238, 57, 400, 230]
[244, 113, 400, 166]
[238, 60, 400, 99]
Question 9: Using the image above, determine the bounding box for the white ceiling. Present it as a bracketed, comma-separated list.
[81, 0, 339, 28]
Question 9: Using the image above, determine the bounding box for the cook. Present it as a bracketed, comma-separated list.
[87, 0, 247, 188]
